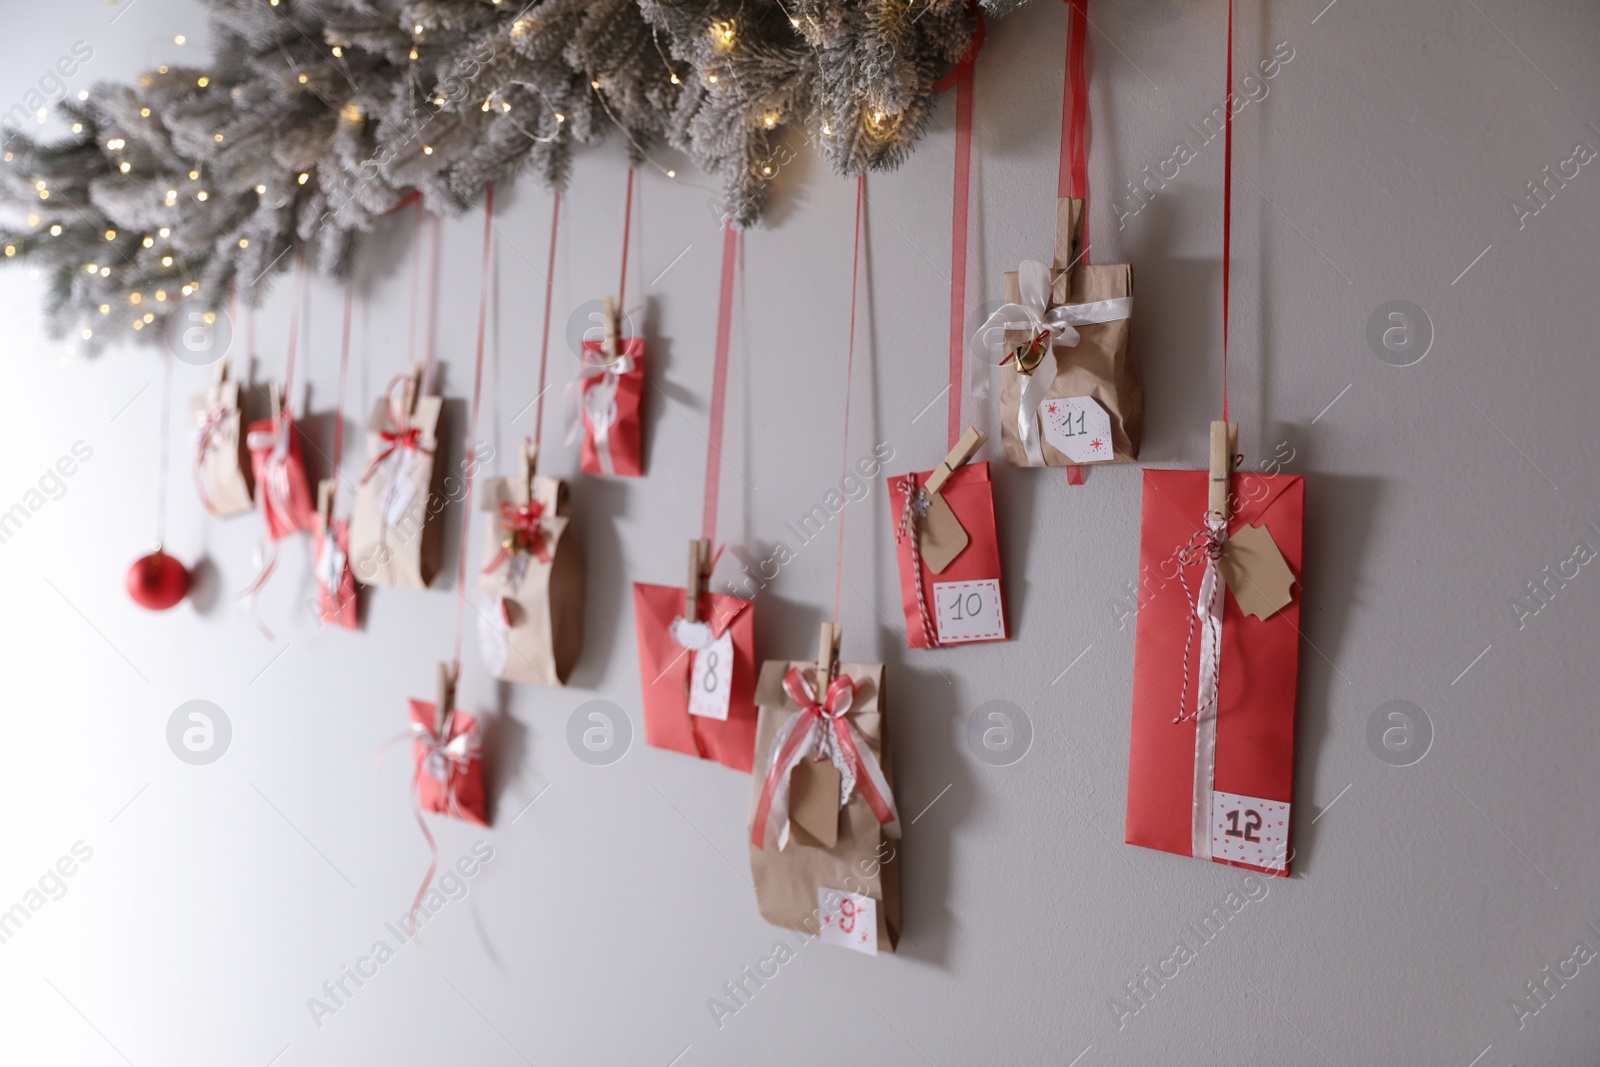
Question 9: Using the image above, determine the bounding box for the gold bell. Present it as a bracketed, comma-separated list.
[1011, 328, 1051, 376]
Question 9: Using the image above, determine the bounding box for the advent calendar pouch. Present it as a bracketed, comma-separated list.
[884, 461, 1006, 649]
[575, 336, 645, 477]
[245, 413, 315, 539]
[748, 661, 901, 953]
[632, 583, 756, 771]
[1125, 470, 1304, 876]
[350, 390, 443, 589]
[191, 375, 253, 517]
[408, 699, 488, 826]
[476, 473, 584, 686]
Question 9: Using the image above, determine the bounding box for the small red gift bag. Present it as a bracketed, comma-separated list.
[576, 336, 644, 477]
[884, 437, 1007, 649]
[409, 698, 488, 827]
[313, 517, 358, 631]
[1125, 467, 1305, 876]
[633, 578, 757, 772]
[245, 413, 315, 540]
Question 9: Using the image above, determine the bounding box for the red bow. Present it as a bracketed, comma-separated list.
[362, 423, 428, 484]
[483, 498, 550, 575]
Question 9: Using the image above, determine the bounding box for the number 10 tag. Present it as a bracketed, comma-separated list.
[688, 629, 734, 720]
[931, 578, 1005, 643]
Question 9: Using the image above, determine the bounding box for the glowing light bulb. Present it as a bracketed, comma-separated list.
[140, 108, 150, 117]
[195, 190, 208, 201]
[331, 46, 343, 57]
[707, 73, 719, 84]
[130, 293, 142, 305]
[298, 73, 309, 84]
[297, 172, 309, 184]
[104, 229, 116, 240]
[100, 267, 109, 276]
[214, 133, 224, 142]
[255, 184, 266, 194]
[119, 161, 131, 173]
[413, 23, 424, 35]
[188, 170, 199, 179]
[155, 290, 167, 301]
[158, 227, 170, 237]
[3, 246, 13, 256]
[670, 72, 680, 85]
[423, 145, 434, 155]
[554, 112, 565, 123]
[666, 169, 676, 178]
[161, 256, 173, 267]
[238, 238, 248, 248]
[133, 320, 143, 330]
[85, 264, 97, 273]
[143, 313, 154, 323]
[409, 47, 419, 60]
[81, 328, 93, 339]
[791, 17, 800, 27]
[100, 304, 109, 314]
[197, 76, 210, 87]
[143, 236, 154, 247]
[174, 34, 186, 45]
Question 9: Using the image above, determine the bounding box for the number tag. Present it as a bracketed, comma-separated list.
[817, 887, 878, 955]
[1038, 395, 1114, 464]
[931, 578, 1005, 643]
[688, 629, 734, 720]
[1210, 790, 1290, 872]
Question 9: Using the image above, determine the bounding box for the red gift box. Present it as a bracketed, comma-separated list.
[313, 519, 358, 631]
[1125, 469, 1304, 876]
[578, 338, 644, 477]
[632, 583, 757, 772]
[883, 463, 1007, 649]
[245, 414, 315, 540]
[409, 699, 488, 826]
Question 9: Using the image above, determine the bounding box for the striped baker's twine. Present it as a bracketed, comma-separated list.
[1173, 516, 1227, 724]
[897, 478, 940, 648]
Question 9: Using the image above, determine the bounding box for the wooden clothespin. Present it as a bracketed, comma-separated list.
[316, 479, 335, 535]
[816, 621, 840, 692]
[602, 296, 621, 363]
[434, 662, 457, 736]
[922, 426, 987, 500]
[406, 362, 424, 416]
[212, 358, 229, 387]
[269, 380, 282, 422]
[518, 439, 538, 502]
[684, 539, 711, 623]
[1209, 420, 1238, 521]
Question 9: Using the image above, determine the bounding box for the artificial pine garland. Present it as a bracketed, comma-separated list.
[0, 0, 1014, 353]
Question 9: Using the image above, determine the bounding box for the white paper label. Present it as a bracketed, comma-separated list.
[378, 450, 420, 527]
[315, 533, 345, 593]
[1209, 791, 1290, 872]
[477, 599, 511, 677]
[1039, 395, 1114, 463]
[932, 578, 1005, 643]
[817, 887, 878, 955]
[687, 629, 734, 721]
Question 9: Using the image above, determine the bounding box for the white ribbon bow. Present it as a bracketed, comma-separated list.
[246, 419, 294, 514]
[973, 259, 1132, 466]
[563, 352, 636, 475]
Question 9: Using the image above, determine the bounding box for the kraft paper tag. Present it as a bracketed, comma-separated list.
[1220, 524, 1296, 620]
[919, 491, 968, 574]
[788, 758, 840, 849]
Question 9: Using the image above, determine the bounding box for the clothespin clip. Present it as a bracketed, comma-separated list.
[406, 362, 424, 416]
[1209, 420, 1238, 522]
[316, 479, 334, 536]
[684, 538, 711, 623]
[816, 621, 840, 693]
[602, 296, 621, 363]
[922, 426, 986, 501]
[518, 439, 538, 503]
[212, 358, 229, 387]
[435, 662, 457, 737]
[269, 380, 282, 422]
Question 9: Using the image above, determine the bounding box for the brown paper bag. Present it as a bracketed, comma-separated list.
[476, 473, 584, 685]
[747, 661, 901, 953]
[189, 377, 253, 517]
[998, 197, 1140, 467]
[349, 395, 443, 589]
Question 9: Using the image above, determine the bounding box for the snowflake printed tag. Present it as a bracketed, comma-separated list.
[378, 449, 420, 527]
[817, 887, 878, 955]
[1039, 396, 1113, 464]
[687, 629, 734, 721]
[1210, 791, 1290, 872]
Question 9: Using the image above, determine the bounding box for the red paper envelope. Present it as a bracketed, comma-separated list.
[245, 415, 315, 540]
[632, 583, 757, 772]
[409, 700, 488, 826]
[1125, 469, 1304, 876]
[579, 338, 644, 477]
[884, 463, 1007, 649]
[313, 518, 358, 631]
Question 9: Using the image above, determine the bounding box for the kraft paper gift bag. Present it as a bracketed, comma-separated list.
[476, 473, 584, 686]
[885, 460, 1007, 649]
[632, 583, 757, 771]
[979, 198, 1140, 469]
[748, 661, 901, 954]
[1125, 469, 1305, 876]
[350, 392, 443, 589]
[191, 375, 253, 517]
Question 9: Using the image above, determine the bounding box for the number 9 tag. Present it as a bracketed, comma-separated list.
[688, 629, 734, 720]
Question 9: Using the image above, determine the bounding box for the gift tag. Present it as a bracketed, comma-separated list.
[314, 532, 345, 593]
[1039, 396, 1113, 464]
[1210, 791, 1290, 873]
[477, 602, 510, 676]
[378, 450, 420, 527]
[919, 490, 969, 574]
[817, 887, 878, 955]
[687, 629, 734, 721]
[932, 578, 1005, 643]
[789, 758, 841, 849]
[1220, 524, 1296, 620]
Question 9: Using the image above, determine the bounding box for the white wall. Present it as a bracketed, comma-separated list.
[3, 1, 1599, 1064]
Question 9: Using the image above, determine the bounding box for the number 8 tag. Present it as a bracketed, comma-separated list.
[688, 629, 734, 720]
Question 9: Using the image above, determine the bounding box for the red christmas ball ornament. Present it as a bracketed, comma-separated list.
[126, 545, 190, 610]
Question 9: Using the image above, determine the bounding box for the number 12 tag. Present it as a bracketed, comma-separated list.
[931, 578, 1005, 643]
[688, 629, 734, 720]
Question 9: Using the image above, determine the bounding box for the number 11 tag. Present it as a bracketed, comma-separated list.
[688, 629, 734, 720]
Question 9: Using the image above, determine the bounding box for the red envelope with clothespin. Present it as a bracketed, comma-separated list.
[632, 547, 757, 772]
[1125, 464, 1305, 876]
[245, 412, 315, 540]
[409, 697, 488, 827]
[884, 428, 1007, 649]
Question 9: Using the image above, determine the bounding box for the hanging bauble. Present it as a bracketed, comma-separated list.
[126, 545, 190, 610]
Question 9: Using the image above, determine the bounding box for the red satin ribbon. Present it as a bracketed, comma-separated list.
[749, 669, 896, 849]
[533, 194, 561, 450]
[617, 167, 634, 313]
[482, 499, 550, 574]
[1222, 0, 1233, 424]
[1062, 0, 1091, 485]
[833, 174, 866, 625]
[702, 222, 738, 543]
[941, 5, 983, 451]
[191, 406, 229, 516]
